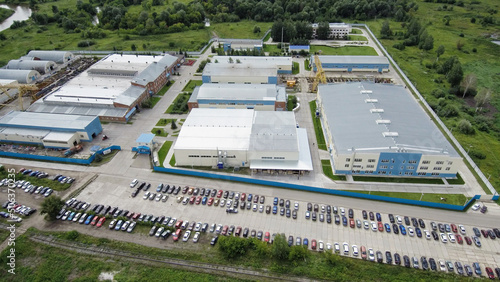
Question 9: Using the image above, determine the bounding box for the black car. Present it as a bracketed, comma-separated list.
[362, 210, 368, 219]
[307, 203, 312, 211]
[286, 209, 291, 218]
[430, 221, 437, 231]
[376, 251, 383, 263]
[438, 223, 445, 233]
[494, 228, 500, 238]
[280, 207, 285, 216]
[488, 230, 496, 239]
[392, 224, 399, 234]
[394, 253, 401, 265]
[376, 213, 382, 222]
[342, 216, 347, 226]
[348, 209, 354, 219]
[335, 215, 340, 225]
[292, 210, 297, 219]
[404, 216, 410, 226]
[455, 262, 464, 275]
[311, 212, 317, 221]
[403, 255, 411, 268]
[211, 189, 217, 197]
[138, 182, 146, 190]
[429, 258, 437, 271]
[313, 204, 319, 212]
[243, 228, 249, 238]
[285, 200, 290, 208]
[369, 212, 375, 221]
[279, 199, 284, 207]
[385, 251, 392, 264]
[131, 189, 140, 197]
[326, 205, 331, 214]
[326, 214, 332, 224]
[210, 236, 218, 246]
[200, 188, 205, 196]
[473, 227, 481, 237]
[240, 201, 246, 209]
[431, 231, 439, 240]
[205, 189, 211, 197]
[388, 214, 395, 223]
[109, 206, 118, 216]
[418, 218, 426, 228]
[193, 188, 199, 196]
[288, 236, 294, 246]
[223, 191, 229, 198]
[421, 256, 429, 270]
[411, 217, 418, 228]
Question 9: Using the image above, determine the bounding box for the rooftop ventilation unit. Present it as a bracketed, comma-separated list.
[370, 109, 384, 113]
[376, 120, 391, 124]
[360, 90, 373, 94]
[365, 99, 378, 103]
[382, 132, 399, 137]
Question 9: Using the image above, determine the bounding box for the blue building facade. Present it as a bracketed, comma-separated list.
[311, 55, 390, 73]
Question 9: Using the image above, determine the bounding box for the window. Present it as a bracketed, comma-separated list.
[407, 166, 415, 170]
[261, 157, 272, 159]
[431, 172, 439, 176]
[367, 165, 374, 168]
[445, 167, 451, 171]
[274, 157, 285, 159]
[418, 172, 426, 176]
[368, 159, 376, 163]
[447, 161, 453, 165]
[354, 158, 362, 162]
[345, 164, 350, 168]
[381, 159, 389, 163]
[188, 155, 200, 158]
[380, 165, 388, 169]
[433, 167, 442, 171]
[345, 158, 351, 162]
[419, 166, 428, 170]
[409, 160, 417, 164]
[226, 155, 236, 158]
[422, 160, 430, 164]
[436, 161, 444, 165]
[402, 160, 406, 164]
[353, 165, 362, 168]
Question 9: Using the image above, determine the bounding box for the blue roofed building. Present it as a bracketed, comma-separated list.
[289, 45, 310, 54]
[132, 133, 156, 154]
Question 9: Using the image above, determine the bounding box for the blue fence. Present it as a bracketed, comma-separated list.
[153, 166, 480, 211]
[0, 145, 121, 165]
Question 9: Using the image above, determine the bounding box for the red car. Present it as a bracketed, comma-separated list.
[311, 239, 317, 250]
[96, 217, 106, 227]
[464, 236, 472, 245]
[378, 221, 384, 232]
[132, 213, 141, 220]
[486, 267, 495, 279]
[456, 234, 463, 244]
[482, 229, 489, 238]
[207, 197, 214, 206]
[349, 218, 355, 228]
[222, 225, 229, 235]
[450, 224, 458, 233]
[217, 190, 223, 198]
[189, 195, 196, 204]
[241, 193, 246, 201]
[172, 229, 182, 241]
[235, 226, 242, 237]
[175, 220, 183, 229]
[90, 215, 99, 226]
[264, 232, 270, 242]
[195, 196, 202, 205]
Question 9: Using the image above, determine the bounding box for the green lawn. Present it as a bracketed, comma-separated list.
[350, 28, 363, 34]
[169, 154, 176, 167]
[209, 20, 273, 39]
[321, 160, 347, 181]
[348, 35, 368, 41]
[447, 173, 465, 185]
[305, 59, 312, 71]
[151, 128, 168, 137]
[155, 118, 176, 127]
[157, 141, 173, 167]
[309, 101, 327, 150]
[353, 175, 444, 185]
[181, 80, 203, 92]
[344, 190, 467, 206]
[156, 81, 175, 96]
[310, 45, 377, 56]
[165, 93, 190, 114]
[287, 95, 297, 111]
[150, 97, 161, 108]
[292, 61, 300, 74]
[263, 44, 282, 54]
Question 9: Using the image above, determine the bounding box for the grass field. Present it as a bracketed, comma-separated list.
[292, 61, 300, 74]
[309, 101, 327, 150]
[0, 7, 13, 22]
[447, 173, 465, 185]
[150, 128, 168, 137]
[157, 141, 173, 167]
[156, 81, 175, 96]
[263, 44, 281, 54]
[321, 160, 347, 181]
[348, 35, 368, 41]
[150, 96, 161, 108]
[209, 21, 273, 39]
[353, 175, 444, 185]
[365, 0, 500, 192]
[165, 93, 190, 114]
[182, 80, 203, 92]
[345, 190, 467, 206]
[310, 45, 377, 55]
[169, 154, 176, 167]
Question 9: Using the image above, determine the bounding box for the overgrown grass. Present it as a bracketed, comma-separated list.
[309, 45, 377, 56]
[321, 160, 346, 181]
[292, 61, 300, 74]
[309, 101, 327, 150]
[209, 20, 273, 39]
[156, 81, 175, 96]
[151, 128, 168, 137]
[352, 175, 444, 185]
[0, 170, 71, 191]
[0, 7, 13, 22]
[165, 93, 190, 114]
[344, 190, 467, 206]
[157, 141, 173, 167]
[182, 80, 203, 92]
[447, 173, 465, 185]
[0, 229, 9, 244]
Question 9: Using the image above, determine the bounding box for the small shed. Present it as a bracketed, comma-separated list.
[132, 133, 155, 154]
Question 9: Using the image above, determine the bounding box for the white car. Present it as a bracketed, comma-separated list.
[439, 260, 447, 271]
[143, 191, 150, 200]
[458, 225, 466, 234]
[220, 199, 226, 207]
[127, 222, 136, 233]
[326, 243, 332, 251]
[371, 221, 377, 231]
[352, 245, 359, 257]
[161, 195, 168, 202]
[448, 233, 456, 243]
[252, 204, 258, 212]
[368, 248, 375, 261]
[364, 221, 370, 230]
[334, 242, 340, 253]
[176, 196, 183, 203]
[72, 212, 82, 222]
[440, 233, 448, 243]
[396, 215, 403, 224]
[424, 230, 431, 240]
[294, 202, 299, 210]
[193, 232, 200, 243]
[155, 226, 164, 237]
[318, 241, 324, 251]
[340, 207, 345, 215]
[130, 179, 138, 188]
[182, 197, 189, 205]
[471, 204, 480, 211]
[342, 242, 349, 255]
[155, 194, 162, 201]
[182, 230, 191, 242]
[122, 221, 131, 232]
[259, 205, 264, 213]
[408, 227, 415, 237]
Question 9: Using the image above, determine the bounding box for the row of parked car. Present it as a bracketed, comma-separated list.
[0, 179, 54, 197]
[1, 200, 36, 221]
[18, 168, 75, 184]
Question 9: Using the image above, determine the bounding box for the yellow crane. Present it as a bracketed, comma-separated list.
[311, 54, 326, 93]
[0, 83, 39, 111]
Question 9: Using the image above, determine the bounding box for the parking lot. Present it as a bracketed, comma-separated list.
[61, 174, 500, 277]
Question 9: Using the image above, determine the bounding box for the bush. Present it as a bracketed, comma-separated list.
[431, 88, 446, 98]
[457, 119, 475, 135]
[469, 149, 486, 160]
[77, 40, 96, 47]
[217, 236, 250, 259]
[64, 230, 80, 241]
[438, 104, 459, 117]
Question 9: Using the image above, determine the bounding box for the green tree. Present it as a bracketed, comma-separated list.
[271, 234, 290, 260]
[421, 33, 434, 51]
[380, 21, 393, 39]
[289, 245, 308, 263]
[171, 120, 177, 130]
[457, 119, 475, 135]
[447, 60, 463, 86]
[474, 88, 492, 112]
[253, 25, 261, 33]
[316, 21, 330, 40]
[460, 73, 477, 98]
[217, 236, 249, 259]
[436, 45, 445, 61]
[131, 44, 137, 51]
[40, 196, 65, 221]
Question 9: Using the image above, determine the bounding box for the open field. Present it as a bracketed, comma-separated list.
[366, 0, 500, 192]
[209, 21, 272, 39]
[310, 45, 377, 55]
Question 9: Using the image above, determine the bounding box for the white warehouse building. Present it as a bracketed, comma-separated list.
[173, 108, 313, 173]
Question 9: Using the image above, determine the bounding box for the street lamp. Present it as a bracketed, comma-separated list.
[467, 145, 473, 154]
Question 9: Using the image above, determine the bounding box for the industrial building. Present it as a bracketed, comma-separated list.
[311, 56, 390, 73]
[212, 56, 292, 74]
[188, 84, 287, 111]
[289, 45, 310, 54]
[218, 39, 263, 52]
[173, 108, 312, 173]
[202, 63, 277, 84]
[26, 50, 74, 63]
[317, 82, 461, 178]
[7, 59, 57, 74]
[0, 111, 102, 148]
[0, 69, 40, 84]
[29, 53, 182, 122]
[311, 23, 351, 39]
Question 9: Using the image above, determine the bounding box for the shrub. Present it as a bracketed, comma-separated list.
[438, 104, 459, 117]
[469, 150, 486, 160]
[457, 119, 475, 135]
[431, 88, 446, 98]
[77, 40, 96, 47]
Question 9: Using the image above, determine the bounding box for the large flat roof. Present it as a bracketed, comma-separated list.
[318, 82, 459, 157]
[28, 102, 129, 118]
[212, 56, 291, 67]
[315, 55, 389, 65]
[249, 111, 297, 152]
[0, 111, 96, 131]
[203, 63, 276, 77]
[190, 84, 286, 103]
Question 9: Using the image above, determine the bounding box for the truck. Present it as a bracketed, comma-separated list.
[63, 144, 83, 157]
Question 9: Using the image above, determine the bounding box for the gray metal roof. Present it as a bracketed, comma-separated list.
[0, 69, 39, 84]
[249, 111, 298, 152]
[318, 82, 459, 157]
[203, 63, 276, 77]
[114, 86, 146, 106]
[131, 54, 178, 86]
[314, 55, 389, 65]
[26, 50, 73, 63]
[219, 39, 263, 45]
[7, 59, 56, 74]
[28, 102, 128, 118]
[0, 111, 97, 130]
[190, 84, 286, 103]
